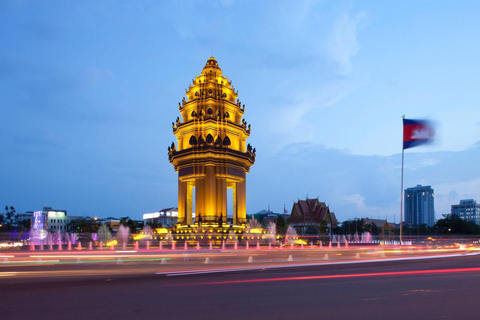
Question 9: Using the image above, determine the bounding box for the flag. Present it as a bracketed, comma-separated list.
[403, 118, 434, 149]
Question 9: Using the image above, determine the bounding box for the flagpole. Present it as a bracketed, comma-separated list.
[400, 115, 405, 245]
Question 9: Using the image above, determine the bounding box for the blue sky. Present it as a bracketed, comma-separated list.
[1, 0, 480, 222]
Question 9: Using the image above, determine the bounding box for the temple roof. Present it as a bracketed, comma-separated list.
[288, 198, 338, 227]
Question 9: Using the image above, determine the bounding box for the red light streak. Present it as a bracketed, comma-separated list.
[173, 267, 480, 286]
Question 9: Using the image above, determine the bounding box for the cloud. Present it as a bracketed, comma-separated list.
[249, 141, 480, 223]
[343, 194, 367, 211]
[326, 10, 366, 75]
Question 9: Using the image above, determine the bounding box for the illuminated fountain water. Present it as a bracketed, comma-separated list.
[227, 230, 238, 246]
[266, 221, 277, 244]
[244, 217, 262, 245]
[29, 227, 45, 245]
[54, 230, 62, 245]
[64, 233, 70, 246]
[117, 225, 130, 250]
[353, 232, 360, 243]
[284, 225, 298, 245]
[45, 232, 53, 245]
[361, 232, 372, 243]
[139, 225, 153, 246]
[70, 233, 77, 245]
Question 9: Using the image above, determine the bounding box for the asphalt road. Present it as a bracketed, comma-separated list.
[1, 253, 480, 320]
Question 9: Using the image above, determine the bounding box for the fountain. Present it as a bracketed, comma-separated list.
[284, 225, 298, 245]
[64, 233, 70, 245]
[70, 233, 78, 245]
[227, 230, 238, 245]
[55, 230, 62, 245]
[117, 225, 130, 250]
[361, 232, 372, 243]
[139, 225, 153, 245]
[45, 232, 53, 246]
[266, 221, 277, 245]
[353, 232, 360, 243]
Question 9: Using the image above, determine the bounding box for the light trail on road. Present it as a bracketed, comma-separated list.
[171, 266, 480, 286]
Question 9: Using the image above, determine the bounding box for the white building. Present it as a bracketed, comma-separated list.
[143, 207, 190, 227]
[34, 206, 82, 233]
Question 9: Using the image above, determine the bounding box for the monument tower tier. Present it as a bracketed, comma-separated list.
[168, 57, 256, 228]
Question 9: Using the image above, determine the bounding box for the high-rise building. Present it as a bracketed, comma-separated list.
[451, 199, 480, 225]
[404, 185, 435, 226]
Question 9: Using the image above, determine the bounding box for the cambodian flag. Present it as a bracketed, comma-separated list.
[403, 118, 434, 149]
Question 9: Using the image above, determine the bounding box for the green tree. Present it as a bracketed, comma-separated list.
[276, 216, 288, 235]
[319, 220, 329, 235]
[98, 224, 112, 243]
[1, 206, 16, 230]
[120, 216, 138, 234]
[435, 214, 480, 235]
[4, 206, 15, 225]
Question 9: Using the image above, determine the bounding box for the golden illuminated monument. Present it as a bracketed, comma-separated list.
[168, 57, 256, 228]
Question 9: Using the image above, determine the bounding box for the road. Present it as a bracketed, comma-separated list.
[1, 247, 480, 319]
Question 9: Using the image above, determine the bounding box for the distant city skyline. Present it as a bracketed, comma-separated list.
[1, 1, 480, 222]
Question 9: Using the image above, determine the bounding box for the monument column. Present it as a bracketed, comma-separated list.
[186, 182, 193, 225]
[236, 179, 247, 224]
[177, 180, 187, 225]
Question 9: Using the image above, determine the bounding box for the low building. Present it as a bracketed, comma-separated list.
[16, 212, 33, 224]
[451, 199, 480, 225]
[288, 198, 338, 234]
[33, 206, 83, 233]
[101, 218, 121, 232]
[143, 207, 184, 227]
